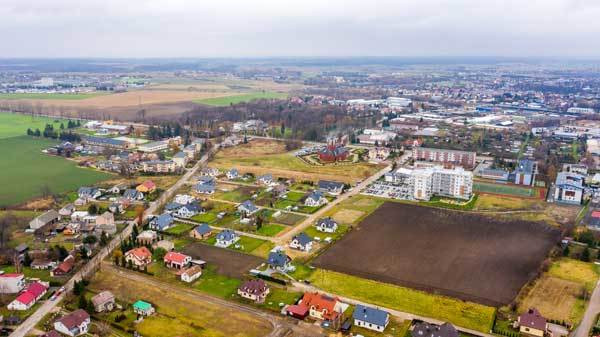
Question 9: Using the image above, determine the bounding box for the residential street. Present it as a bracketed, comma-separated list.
[573, 280, 600, 337]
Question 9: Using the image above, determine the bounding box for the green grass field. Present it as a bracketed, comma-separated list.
[193, 92, 287, 106]
[473, 181, 535, 197]
[0, 112, 76, 139]
[0, 92, 107, 100]
[309, 269, 496, 333]
[0, 136, 112, 206]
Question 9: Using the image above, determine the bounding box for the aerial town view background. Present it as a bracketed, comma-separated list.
[2, 1, 600, 337]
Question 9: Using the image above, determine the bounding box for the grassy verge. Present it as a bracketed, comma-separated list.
[309, 269, 496, 333]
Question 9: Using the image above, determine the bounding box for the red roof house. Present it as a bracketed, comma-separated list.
[51, 256, 75, 277]
[163, 251, 191, 269]
[125, 247, 152, 267]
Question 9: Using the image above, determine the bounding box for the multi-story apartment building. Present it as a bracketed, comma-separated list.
[412, 147, 476, 169]
[385, 166, 473, 200]
[140, 160, 177, 173]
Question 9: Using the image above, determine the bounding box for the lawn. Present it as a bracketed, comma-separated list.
[257, 223, 286, 236]
[194, 265, 242, 299]
[0, 136, 112, 206]
[233, 236, 267, 253]
[473, 181, 535, 197]
[0, 112, 77, 139]
[191, 212, 218, 223]
[0, 92, 107, 100]
[193, 91, 287, 106]
[258, 288, 302, 312]
[165, 222, 194, 236]
[474, 194, 544, 211]
[548, 258, 599, 291]
[309, 269, 496, 333]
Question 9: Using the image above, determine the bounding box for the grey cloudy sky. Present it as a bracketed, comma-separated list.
[1, 0, 600, 58]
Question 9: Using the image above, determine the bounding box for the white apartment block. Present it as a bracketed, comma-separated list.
[385, 166, 473, 200]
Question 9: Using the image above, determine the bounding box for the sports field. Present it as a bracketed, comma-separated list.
[0, 92, 108, 100]
[473, 181, 536, 197]
[194, 91, 287, 106]
[0, 112, 74, 139]
[0, 136, 112, 207]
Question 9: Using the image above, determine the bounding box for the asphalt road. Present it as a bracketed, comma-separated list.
[573, 280, 600, 337]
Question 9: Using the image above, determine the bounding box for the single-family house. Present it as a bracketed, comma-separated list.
[54, 309, 90, 336]
[315, 218, 338, 233]
[215, 229, 240, 248]
[124, 247, 152, 267]
[267, 251, 291, 271]
[29, 210, 61, 230]
[108, 202, 125, 214]
[137, 230, 157, 245]
[518, 308, 547, 337]
[289, 232, 313, 252]
[411, 322, 458, 337]
[91, 291, 115, 313]
[258, 174, 274, 186]
[164, 202, 183, 214]
[174, 194, 196, 205]
[237, 279, 270, 303]
[51, 255, 75, 276]
[149, 213, 174, 231]
[59, 204, 75, 217]
[180, 265, 203, 283]
[136, 180, 156, 193]
[190, 223, 212, 240]
[164, 251, 192, 269]
[176, 203, 204, 218]
[109, 183, 128, 194]
[195, 182, 215, 195]
[77, 187, 101, 200]
[352, 304, 390, 332]
[227, 168, 239, 180]
[95, 212, 116, 235]
[123, 189, 144, 201]
[133, 300, 155, 316]
[301, 292, 343, 321]
[197, 175, 216, 185]
[304, 191, 327, 207]
[7, 281, 48, 311]
[200, 167, 220, 177]
[318, 180, 345, 195]
[238, 200, 259, 215]
[31, 259, 56, 270]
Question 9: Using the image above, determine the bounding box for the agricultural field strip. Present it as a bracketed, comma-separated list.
[100, 263, 294, 336]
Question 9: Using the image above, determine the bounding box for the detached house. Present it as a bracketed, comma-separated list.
[518, 308, 547, 337]
[77, 187, 101, 200]
[195, 181, 215, 195]
[149, 213, 174, 231]
[238, 200, 259, 215]
[301, 292, 343, 322]
[289, 233, 313, 252]
[133, 300, 155, 316]
[315, 218, 338, 233]
[51, 255, 75, 276]
[91, 291, 115, 313]
[136, 180, 157, 194]
[318, 180, 345, 195]
[215, 229, 240, 248]
[164, 251, 192, 269]
[411, 322, 458, 337]
[352, 304, 389, 332]
[267, 251, 292, 272]
[238, 279, 270, 303]
[124, 247, 152, 267]
[190, 223, 212, 240]
[257, 174, 274, 186]
[180, 265, 203, 283]
[7, 281, 48, 311]
[123, 189, 144, 201]
[176, 203, 204, 218]
[226, 168, 239, 180]
[54, 309, 90, 336]
[95, 211, 116, 235]
[304, 191, 327, 207]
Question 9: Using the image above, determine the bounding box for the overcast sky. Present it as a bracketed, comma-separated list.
[2, 0, 600, 59]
